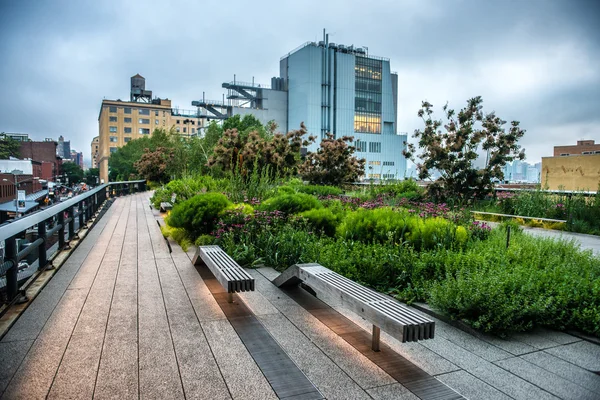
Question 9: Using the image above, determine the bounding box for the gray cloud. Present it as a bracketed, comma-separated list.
[0, 0, 598, 165]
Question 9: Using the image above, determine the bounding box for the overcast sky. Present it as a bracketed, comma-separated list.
[1, 0, 598, 167]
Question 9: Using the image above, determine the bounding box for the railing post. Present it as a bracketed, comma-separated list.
[5, 236, 18, 301]
[58, 209, 65, 249]
[78, 201, 84, 229]
[68, 206, 75, 241]
[38, 219, 48, 270]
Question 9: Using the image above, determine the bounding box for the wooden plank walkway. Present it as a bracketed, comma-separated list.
[1, 192, 596, 399]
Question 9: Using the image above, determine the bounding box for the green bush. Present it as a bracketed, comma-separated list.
[167, 192, 231, 238]
[294, 184, 343, 197]
[299, 208, 339, 236]
[337, 207, 412, 244]
[151, 176, 217, 208]
[258, 193, 322, 214]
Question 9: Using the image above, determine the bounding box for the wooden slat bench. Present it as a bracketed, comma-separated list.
[159, 202, 173, 212]
[273, 263, 435, 351]
[192, 245, 255, 302]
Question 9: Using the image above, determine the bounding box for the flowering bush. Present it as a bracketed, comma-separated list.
[469, 221, 492, 241]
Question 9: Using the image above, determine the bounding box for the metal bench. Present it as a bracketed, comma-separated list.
[192, 245, 255, 302]
[273, 263, 434, 351]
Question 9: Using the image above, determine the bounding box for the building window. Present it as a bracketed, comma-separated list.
[139, 128, 150, 134]
[383, 174, 396, 179]
[368, 160, 381, 166]
[163, 111, 166, 117]
[354, 113, 381, 134]
[139, 118, 150, 124]
[109, 136, 118, 142]
[109, 106, 117, 113]
[560, 153, 569, 156]
[124, 137, 131, 143]
[192, 128, 195, 134]
[582, 151, 592, 155]
[109, 116, 117, 122]
[183, 127, 187, 133]
[176, 127, 180, 133]
[124, 127, 132, 133]
[124, 117, 132, 123]
[162, 120, 166, 126]
[139, 109, 150, 115]
[109, 126, 117, 133]
[368, 173, 381, 179]
[354, 140, 367, 152]
[110, 147, 117, 153]
[354, 56, 382, 135]
[155, 119, 159, 125]
[124, 107, 131, 114]
[369, 142, 382, 153]
[383, 161, 395, 166]
[155, 110, 159, 116]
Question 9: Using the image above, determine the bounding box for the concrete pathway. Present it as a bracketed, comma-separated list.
[0, 192, 598, 399]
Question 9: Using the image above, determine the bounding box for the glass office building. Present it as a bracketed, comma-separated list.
[280, 38, 407, 180]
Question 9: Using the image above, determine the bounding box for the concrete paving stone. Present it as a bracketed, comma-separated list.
[72, 288, 114, 336]
[478, 333, 538, 356]
[275, 303, 396, 389]
[508, 330, 574, 350]
[335, 307, 461, 376]
[170, 255, 227, 322]
[34, 288, 89, 343]
[257, 313, 372, 399]
[1, 295, 60, 342]
[104, 292, 138, 342]
[0, 339, 34, 395]
[245, 269, 310, 309]
[430, 317, 513, 362]
[469, 362, 559, 400]
[238, 291, 282, 316]
[254, 266, 282, 281]
[1, 337, 67, 399]
[436, 370, 512, 400]
[545, 341, 600, 371]
[138, 328, 184, 398]
[94, 338, 139, 400]
[202, 319, 276, 400]
[47, 333, 103, 400]
[366, 383, 421, 400]
[170, 325, 232, 400]
[521, 351, 600, 395]
[422, 337, 559, 400]
[495, 356, 597, 400]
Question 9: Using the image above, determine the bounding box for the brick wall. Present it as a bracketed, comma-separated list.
[553, 140, 600, 157]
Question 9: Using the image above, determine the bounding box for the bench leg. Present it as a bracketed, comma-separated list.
[372, 325, 381, 352]
[227, 293, 233, 303]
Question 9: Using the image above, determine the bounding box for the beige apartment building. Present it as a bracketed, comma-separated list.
[97, 75, 204, 182]
[541, 140, 600, 190]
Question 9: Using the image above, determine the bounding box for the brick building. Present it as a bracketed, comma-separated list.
[553, 140, 600, 157]
[18, 141, 62, 181]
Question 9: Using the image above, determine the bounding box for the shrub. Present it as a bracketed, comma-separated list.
[337, 207, 414, 244]
[258, 193, 322, 214]
[195, 234, 215, 246]
[299, 208, 339, 236]
[167, 192, 231, 238]
[295, 184, 343, 197]
[151, 176, 216, 208]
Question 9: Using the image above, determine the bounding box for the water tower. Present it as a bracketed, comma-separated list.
[130, 74, 152, 102]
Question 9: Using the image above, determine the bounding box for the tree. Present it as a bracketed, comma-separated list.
[404, 96, 526, 201]
[61, 162, 84, 185]
[0, 134, 21, 159]
[84, 168, 99, 186]
[134, 147, 174, 182]
[108, 136, 152, 181]
[299, 133, 366, 185]
[207, 123, 309, 178]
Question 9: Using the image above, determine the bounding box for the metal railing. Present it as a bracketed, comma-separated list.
[0, 180, 146, 306]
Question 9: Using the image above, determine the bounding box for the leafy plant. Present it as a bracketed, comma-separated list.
[258, 193, 322, 214]
[167, 193, 231, 238]
[298, 208, 340, 236]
